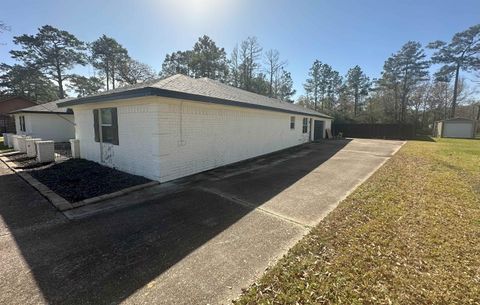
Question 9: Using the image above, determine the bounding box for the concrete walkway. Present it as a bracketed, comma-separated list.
[0, 139, 404, 305]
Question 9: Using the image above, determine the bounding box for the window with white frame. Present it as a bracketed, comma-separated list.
[93, 108, 119, 145]
[290, 116, 295, 129]
[302, 118, 308, 133]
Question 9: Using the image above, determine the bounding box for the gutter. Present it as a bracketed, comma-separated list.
[9, 110, 73, 115]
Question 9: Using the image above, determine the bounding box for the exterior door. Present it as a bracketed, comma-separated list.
[314, 120, 324, 141]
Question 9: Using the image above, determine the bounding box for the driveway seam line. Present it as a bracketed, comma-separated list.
[196, 186, 311, 229]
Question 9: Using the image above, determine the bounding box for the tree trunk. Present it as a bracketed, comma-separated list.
[393, 86, 399, 122]
[400, 76, 409, 124]
[56, 63, 64, 99]
[421, 98, 427, 130]
[451, 63, 460, 118]
[414, 106, 419, 134]
[354, 87, 359, 117]
[112, 62, 116, 90]
[444, 84, 448, 120]
[400, 93, 407, 123]
[269, 67, 273, 97]
[106, 61, 110, 91]
[57, 75, 64, 99]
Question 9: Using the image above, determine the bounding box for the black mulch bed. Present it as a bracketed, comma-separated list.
[29, 159, 151, 203]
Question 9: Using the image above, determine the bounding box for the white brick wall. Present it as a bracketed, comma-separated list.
[72, 97, 332, 182]
[74, 100, 160, 180]
[14, 113, 75, 142]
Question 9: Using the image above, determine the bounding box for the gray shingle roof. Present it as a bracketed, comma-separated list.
[58, 74, 332, 119]
[11, 98, 74, 114]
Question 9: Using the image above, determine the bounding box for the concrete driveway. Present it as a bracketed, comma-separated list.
[0, 138, 404, 305]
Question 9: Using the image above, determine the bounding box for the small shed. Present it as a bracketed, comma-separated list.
[434, 118, 477, 139]
[10, 99, 75, 142]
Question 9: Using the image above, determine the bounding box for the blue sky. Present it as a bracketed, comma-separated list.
[1, 0, 479, 97]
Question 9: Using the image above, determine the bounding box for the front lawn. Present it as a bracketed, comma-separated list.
[235, 138, 480, 304]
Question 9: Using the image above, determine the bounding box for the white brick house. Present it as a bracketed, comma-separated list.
[11, 100, 75, 142]
[58, 74, 332, 182]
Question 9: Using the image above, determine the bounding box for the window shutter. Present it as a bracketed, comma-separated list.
[93, 109, 100, 142]
[111, 108, 119, 145]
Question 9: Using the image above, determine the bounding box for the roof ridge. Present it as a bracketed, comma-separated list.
[159, 74, 184, 87]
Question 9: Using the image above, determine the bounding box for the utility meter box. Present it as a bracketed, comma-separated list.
[26, 138, 42, 157]
[35, 140, 55, 163]
[2, 133, 11, 147]
[17, 136, 31, 153]
[6, 133, 14, 148]
[70, 139, 80, 158]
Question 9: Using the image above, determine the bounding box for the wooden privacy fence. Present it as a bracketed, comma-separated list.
[333, 123, 415, 139]
[0, 115, 16, 133]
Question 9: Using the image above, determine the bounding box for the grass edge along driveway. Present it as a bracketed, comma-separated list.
[235, 138, 480, 305]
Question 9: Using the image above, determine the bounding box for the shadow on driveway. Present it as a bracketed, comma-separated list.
[0, 140, 350, 305]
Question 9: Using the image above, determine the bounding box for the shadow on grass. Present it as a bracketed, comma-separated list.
[0, 139, 351, 305]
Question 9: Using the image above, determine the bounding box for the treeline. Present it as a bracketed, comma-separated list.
[0, 23, 479, 131]
[160, 35, 296, 101]
[0, 25, 296, 103]
[1, 25, 156, 101]
[300, 25, 480, 129]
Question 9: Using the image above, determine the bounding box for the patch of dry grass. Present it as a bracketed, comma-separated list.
[235, 138, 480, 305]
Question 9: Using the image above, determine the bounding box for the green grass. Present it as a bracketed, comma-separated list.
[0, 136, 13, 153]
[235, 138, 480, 305]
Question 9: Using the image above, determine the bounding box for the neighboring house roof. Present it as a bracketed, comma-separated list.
[58, 74, 332, 119]
[10, 98, 74, 115]
[0, 96, 38, 115]
[0, 96, 36, 103]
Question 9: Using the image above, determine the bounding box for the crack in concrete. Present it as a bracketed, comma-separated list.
[195, 186, 311, 229]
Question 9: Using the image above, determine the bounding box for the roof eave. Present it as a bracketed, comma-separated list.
[57, 88, 155, 107]
[10, 110, 73, 115]
[58, 87, 332, 119]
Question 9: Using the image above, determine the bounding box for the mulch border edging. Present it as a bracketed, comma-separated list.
[69, 181, 159, 209]
[0, 154, 159, 212]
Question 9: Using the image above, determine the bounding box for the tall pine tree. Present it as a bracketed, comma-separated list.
[345, 65, 370, 116]
[10, 25, 87, 98]
[428, 24, 480, 117]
